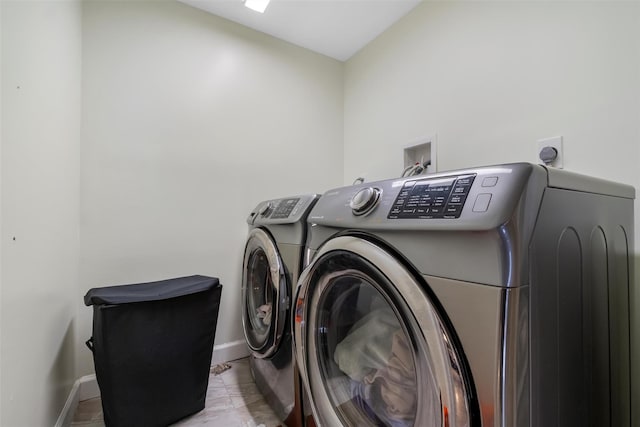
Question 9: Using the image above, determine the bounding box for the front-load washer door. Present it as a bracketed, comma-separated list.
[242, 228, 288, 358]
[294, 235, 478, 427]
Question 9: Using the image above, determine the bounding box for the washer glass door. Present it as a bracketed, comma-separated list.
[242, 228, 287, 358]
[295, 236, 476, 427]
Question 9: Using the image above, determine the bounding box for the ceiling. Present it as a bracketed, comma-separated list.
[178, 0, 421, 61]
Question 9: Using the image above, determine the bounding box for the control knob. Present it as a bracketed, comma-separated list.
[258, 202, 274, 217]
[350, 187, 381, 216]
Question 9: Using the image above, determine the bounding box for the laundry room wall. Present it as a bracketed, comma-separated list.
[79, 1, 344, 376]
[343, 0, 640, 417]
[1, 1, 82, 425]
[344, 1, 640, 187]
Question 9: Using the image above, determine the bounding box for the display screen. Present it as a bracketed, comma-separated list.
[388, 174, 475, 219]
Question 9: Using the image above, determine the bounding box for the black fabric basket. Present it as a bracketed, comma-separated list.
[84, 275, 222, 427]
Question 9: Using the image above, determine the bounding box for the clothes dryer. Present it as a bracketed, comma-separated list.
[243, 194, 319, 426]
[293, 163, 634, 427]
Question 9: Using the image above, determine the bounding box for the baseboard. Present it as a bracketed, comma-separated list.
[78, 374, 100, 400]
[54, 375, 99, 427]
[211, 339, 250, 364]
[55, 340, 249, 426]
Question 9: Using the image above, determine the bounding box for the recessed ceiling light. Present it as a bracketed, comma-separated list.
[244, 0, 270, 13]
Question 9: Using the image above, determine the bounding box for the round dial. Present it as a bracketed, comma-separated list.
[258, 202, 273, 217]
[349, 187, 381, 216]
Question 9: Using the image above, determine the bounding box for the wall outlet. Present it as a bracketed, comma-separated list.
[537, 136, 563, 169]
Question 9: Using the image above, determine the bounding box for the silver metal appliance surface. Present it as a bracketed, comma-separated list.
[242, 194, 319, 424]
[293, 163, 635, 427]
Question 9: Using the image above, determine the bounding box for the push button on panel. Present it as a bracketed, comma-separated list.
[452, 186, 467, 194]
[455, 175, 475, 187]
[449, 194, 465, 204]
[472, 193, 492, 212]
[430, 206, 443, 215]
[482, 176, 498, 187]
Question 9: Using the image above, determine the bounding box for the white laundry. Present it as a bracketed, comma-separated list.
[256, 303, 272, 326]
[333, 306, 399, 381]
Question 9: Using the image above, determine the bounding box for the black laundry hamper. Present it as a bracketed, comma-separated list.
[84, 275, 222, 427]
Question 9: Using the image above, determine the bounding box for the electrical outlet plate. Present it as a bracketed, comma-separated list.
[537, 136, 563, 169]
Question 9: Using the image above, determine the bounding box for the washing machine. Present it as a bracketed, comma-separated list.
[293, 163, 634, 427]
[242, 194, 320, 426]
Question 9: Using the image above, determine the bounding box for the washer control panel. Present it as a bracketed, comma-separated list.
[248, 194, 320, 225]
[309, 163, 539, 231]
[269, 198, 301, 219]
[388, 174, 476, 219]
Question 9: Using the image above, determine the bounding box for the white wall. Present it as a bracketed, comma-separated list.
[345, 2, 639, 187]
[79, 1, 344, 376]
[344, 0, 640, 417]
[1, 1, 82, 425]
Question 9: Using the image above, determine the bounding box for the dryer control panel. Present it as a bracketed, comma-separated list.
[388, 174, 476, 219]
[267, 198, 301, 219]
[248, 194, 320, 226]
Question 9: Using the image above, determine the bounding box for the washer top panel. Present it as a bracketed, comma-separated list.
[546, 167, 635, 199]
[309, 163, 539, 231]
[248, 194, 320, 226]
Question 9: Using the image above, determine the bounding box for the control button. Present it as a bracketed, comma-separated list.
[452, 187, 467, 194]
[445, 205, 462, 214]
[456, 176, 474, 186]
[449, 195, 465, 204]
[430, 207, 443, 215]
[473, 193, 492, 212]
[402, 208, 416, 214]
[482, 176, 498, 187]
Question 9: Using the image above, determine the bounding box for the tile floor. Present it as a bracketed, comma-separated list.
[71, 358, 284, 427]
